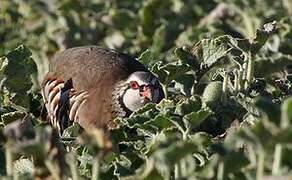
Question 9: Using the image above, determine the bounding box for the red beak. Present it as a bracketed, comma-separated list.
[140, 86, 152, 101]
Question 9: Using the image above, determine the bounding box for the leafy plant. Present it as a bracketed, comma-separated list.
[1, 0, 292, 179]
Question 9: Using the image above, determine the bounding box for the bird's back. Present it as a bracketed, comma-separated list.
[49, 46, 129, 91]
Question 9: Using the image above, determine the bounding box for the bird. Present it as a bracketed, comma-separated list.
[41, 46, 165, 135]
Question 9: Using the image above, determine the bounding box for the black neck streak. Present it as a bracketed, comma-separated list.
[118, 90, 132, 117]
[112, 83, 133, 118]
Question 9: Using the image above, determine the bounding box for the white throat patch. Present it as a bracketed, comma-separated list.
[122, 88, 145, 112]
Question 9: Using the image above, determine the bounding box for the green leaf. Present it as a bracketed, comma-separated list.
[151, 24, 166, 56]
[222, 149, 249, 175]
[146, 115, 171, 132]
[138, 49, 153, 65]
[151, 141, 198, 175]
[151, 62, 168, 84]
[77, 152, 93, 171]
[156, 99, 176, 117]
[183, 109, 211, 129]
[109, 9, 136, 30]
[135, 103, 157, 115]
[1, 111, 26, 125]
[202, 81, 223, 108]
[61, 123, 80, 139]
[250, 21, 277, 54]
[0, 45, 36, 108]
[190, 132, 212, 147]
[254, 54, 292, 78]
[140, 167, 164, 180]
[235, 96, 260, 118]
[175, 96, 202, 116]
[190, 35, 230, 68]
[174, 47, 199, 68]
[113, 152, 144, 177]
[126, 105, 159, 128]
[255, 97, 281, 125]
[237, 120, 275, 148]
[153, 63, 191, 86]
[139, 0, 162, 37]
[228, 21, 277, 54]
[174, 74, 196, 96]
[271, 127, 292, 144]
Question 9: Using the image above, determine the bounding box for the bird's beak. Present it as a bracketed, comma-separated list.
[140, 85, 164, 103]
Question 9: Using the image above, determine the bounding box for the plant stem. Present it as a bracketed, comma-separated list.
[272, 144, 282, 175]
[222, 72, 228, 103]
[246, 51, 254, 88]
[238, 69, 244, 91]
[174, 164, 179, 179]
[5, 143, 13, 177]
[92, 156, 100, 180]
[67, 154, 79, 180]
[234, 72, 238, 93]
[182, 125, 189, 140]
[256, 149, 265, 180]
[174, 161, 182, 179]
[217, 161, 224, 180]
[170, 119, 186, 140]
[180, 158, 186, 177]
[162, 84, 168, 99]
[13, 171, 19, 180]
[45, 160, 61, 180]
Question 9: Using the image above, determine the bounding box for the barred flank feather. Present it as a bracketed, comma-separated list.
[41, 78, 88, 135]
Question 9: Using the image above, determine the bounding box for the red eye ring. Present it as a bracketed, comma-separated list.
[130, 81, 139, 90]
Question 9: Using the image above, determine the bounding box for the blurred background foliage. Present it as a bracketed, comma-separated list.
[1, 0, 292, 179]
[1, 0, 290, 84]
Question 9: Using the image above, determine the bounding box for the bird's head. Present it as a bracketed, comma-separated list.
[113, 71, 164, 117]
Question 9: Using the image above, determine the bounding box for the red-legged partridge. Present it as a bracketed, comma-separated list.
[41, 46, 164, 135]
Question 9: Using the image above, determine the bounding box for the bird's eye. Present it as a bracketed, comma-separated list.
[130, 81, 139, 90]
